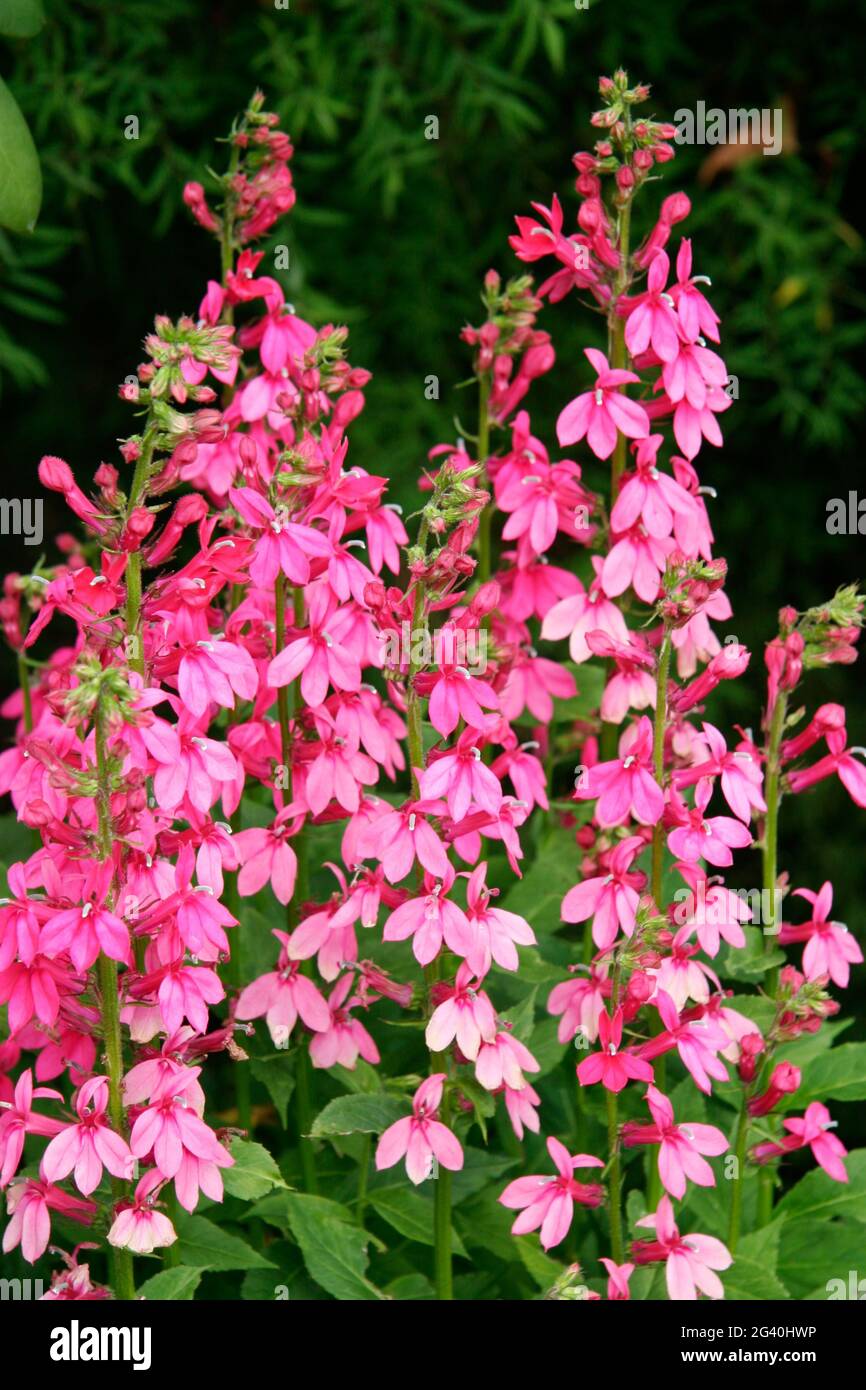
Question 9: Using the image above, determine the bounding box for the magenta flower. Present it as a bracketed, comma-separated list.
[674, 721, 766, 823]
[561, 834, 646, 950]
[666, 779, 752, 868]
[357, 798, 450, 884]
[0, 1069, 63, 1187]
[577, 1006, 654, 1094]
[235, 929, 331, 1047]
[40, 864, 131, 973]
[752, 1101, 848, 1183]
[375, 1074, 463, 1185]
[41, 1077, 135, 1197]
[383, 876, 472, 968]
[267, 583, 362, 708]
[557, 348, 650, 460]
[778, 882, 863, 988]
[600, 1258, 634, 1300]
[419, 728, 503, 821]
[463, 861, 536, 975]
[638, 990, 730, 1095]
[541, 557, 630, 663]
[499, 1136, 604, 1250]
[574, 716, 664, 828]
[415, 639, 499, 738]
[548, 966, 609, 1045]
[622, 1085, 728, 1199]
[623, 250, 681, 362]
[3, 1178, 94, 1264]
[177, 636, 258, 719]
[633, 1195, 731, 1300]
[129, 1067, 233, 1186]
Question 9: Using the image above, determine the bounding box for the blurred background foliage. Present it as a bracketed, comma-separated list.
[1, 0, 864, 1049]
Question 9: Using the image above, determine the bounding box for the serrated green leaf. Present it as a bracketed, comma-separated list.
[724, 1222, 789, 1300]
[137, 1265, 203, 1301]
[778, 1218, 866, 1298]
[175, 1213, 275, 1271]
[775, 1148, 866, 1224]
[222, 1137, 288, 1200]
[310, 1092, 408, 1137]
[793, 1044, 866, 1108]
[283, 1193, 386, 1300]
[368, 1185, 468, 1256]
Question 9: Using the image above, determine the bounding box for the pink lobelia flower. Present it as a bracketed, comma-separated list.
[652, 926, 720, 1009]
[357, 798, 450, 884]
[39, 865, 132, 974]
[266, 583, 362, 708]
[574, 716, 664, 828]
[541, 556, 630, 664]
[600, 1258, 634, 1300]
[234, 806, 300, 906]
[475, 1029, 540, 1093]
[601, 521, 672, 604]
[108, 1170, 177, 1254]
[752, 1101, 848, 1182]
[499, 1136, 604, 1250]
[561, 835, 646, 950]
[504, 1081, 542, 1141]
[778, 882, 863, 989]
[128, 1066, 234, 1185]
[0, 1068, 64, 1187]
[786, 729, 866, 808]
[3, 1178, 95, 1264]
[637, 990, 730, 1095]
[577, 1006, 654, 1094]
[668, 238, 720, 342]
[177, 636, 258, 719]
[415, 646, 499, 739]
[382, 872, 472, 968]
[671, 862, 752, 957]
[674, 721, 766, 823]
[610, 436, 700, 547]
[622, 1084, 728, 1199]
[235, 929, 331, 1047]
[308, 973, 380, 1070]
[375, 1073, 463, 1185]
[41, 1077, 135, 1197]
[419, 728, 503, 822]
[589, 629, 656, 726]
[228, 485, 332, 589]
[462, 861, 536, 975]
[425, 961, 498, 1060]
[632, 1195, 731, 1300]
[665, 779, 753, 868]
[548, 965, 609, 1045]
[556, 348, 650, 460]
[622, 250, 681, 362]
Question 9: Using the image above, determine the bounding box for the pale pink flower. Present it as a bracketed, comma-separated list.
[561, 835, 645, 950]
[600, 1258, 634, 1300]
[425, 962, 497, 1060]
[674, 721, 766, 823]
[308, 974, 380, 1070]
[541, 557, 630, 663]
[108, 1170, 177, 1254]
[375, 1074, 463, 1185]
[671, 863, 751, 957]
[177, 637, 258, 719]
[462, 861, 536, 975]
[666, 779, 752, 868]
[235, 929, 331, 1047]
[383, 876, 472, 967]
[3, 1179, 94, 1264]
[267, 583, 362, 708]
[475, 1030, 540, 1092]
[129, 1067, 233, 1183]
[419, 728, 503, 821]
[574, 716, 664, 828]
[548, 966, 609, 1045]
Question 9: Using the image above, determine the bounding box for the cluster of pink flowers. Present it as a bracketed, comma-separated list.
[0, 77, 862, 1303]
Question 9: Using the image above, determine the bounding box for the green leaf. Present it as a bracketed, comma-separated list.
[283, 1193, 386, 1300]
[384, 1273, 435, 1299]
[222, 1138, 288, 1201]
[774, 1148, 866, 1224]
[550, 662, 605, 723]
[793, 1044, 866, 1108]
[0, 0, 45, 39]
[175, 1214, 276, 1271]
[720, 926, 785, 981]
[250, 1055, 295, 1126]
[137, 1266, 203, 1301]
[310, 1092, 408, 1138]
[515, 1235, 566, 1290]
[0, 78, 41, 234]
[723, 1221, 789, 1300]
[778, 1218, 866, 1298]
[368, 1185, 468, 1256]
[501, 828, 579, 936]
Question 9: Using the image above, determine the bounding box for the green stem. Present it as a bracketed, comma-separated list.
[94, 699, 135, 1301]
[606, 1089, 624, 1264]
[651, 632, 672, 906]
[356, 1134, 371, 1227]
[294, 1039, 318, 1194]
[727, 1092, 750, 1252]
[475, 371, 492, 592]
[124, 427, 157, 678]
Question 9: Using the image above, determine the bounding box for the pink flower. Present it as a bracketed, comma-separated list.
[40, 877, 131, 973]
[778, 882, 863, 988]
[577, 1006, 654, 1094]
[425, 962, 497, 1060]
[129, 1067, 233, 1183]
[666, 779, 752, 868]
[235, 929, 331, 1047]
[3, 1178, 94, 1264]
[753, 1101, 848, 1183]
[601, 522, 672, 604]
[267, 584, 362, 708]
[633, 1195, 731, 1300]
[415, 643, 499, 738]
[108, 1170, 177, 1254]
[557, 348, 650, 460]
[41, 1077, 135, 1197]
[383, 875, 472, 968]
[548, 966, 609, 1044]
[600, 1258, 634, 1300]
[0, 1069, 63, 1187]
[375, 1074, 463, 1185]
[462, 861, 536, 975]
[308, 974, 380, 1070]
[358, 798, 450, 884]
[669, 239, 720, 343]
[638, 990, 730, 1095]
[541, 558, 630, 663]
[234, 809, 299, 906]
[229, 485, 331, 588]
[177, 637, 258, 719]
[561, 835, 646, 950]
[674, 722, 766, 823]
[419, 728, 503, 821]
[499, 1136, 604, 1249]
[475, 1029, 540, 1092]
[574, 716, 664, 828]
[623, 250, 680, 362]
[622, 1085, 728, 1199]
